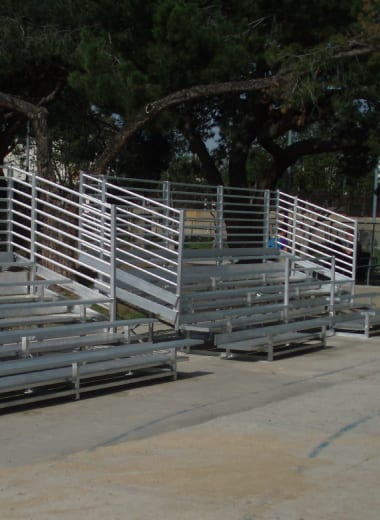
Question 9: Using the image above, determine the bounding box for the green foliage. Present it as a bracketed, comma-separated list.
[148, 0, 249, 88]
[161, 155, 204, 184]
[1, 0, 380, 204]
[0, 7, 71, 98]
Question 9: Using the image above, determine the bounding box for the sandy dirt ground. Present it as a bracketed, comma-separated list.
[0, 334, 380, 520]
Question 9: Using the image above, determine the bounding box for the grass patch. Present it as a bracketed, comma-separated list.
[117, 303, 147, 320]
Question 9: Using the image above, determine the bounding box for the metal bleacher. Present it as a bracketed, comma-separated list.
[0, 164, 378, 408]
[79, 172, 378, 355]
[0, 252, 202, 408]
[0, 167, 203, 409]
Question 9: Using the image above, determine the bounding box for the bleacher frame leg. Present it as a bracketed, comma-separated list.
[72, 362, 81, 400]
[321, 325, 327, 347]
[267, 339, 274, 362]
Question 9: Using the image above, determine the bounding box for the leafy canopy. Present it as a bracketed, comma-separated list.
[0, 0, 380, 198]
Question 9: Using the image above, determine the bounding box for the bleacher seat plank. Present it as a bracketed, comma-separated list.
[0, 295, 113, 313]
[0, 332, 128, 359]
[0, 312, 85, 330]
[0, 336, 202, 408]
[215, 317, 331, 360]
[183, 247, 280, 263]
[0, 338, 201, 377]
[0, 318, 157, 346]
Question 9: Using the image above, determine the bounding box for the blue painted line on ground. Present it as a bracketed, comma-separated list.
[91, 385, 264, 450]
[92, 402, 210, 449]
[308, 414, 375, 458]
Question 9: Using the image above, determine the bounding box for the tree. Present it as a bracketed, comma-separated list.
[71, 0, 380, 189]
[0, 0, 80, 177]
[1, 0, 380, 194]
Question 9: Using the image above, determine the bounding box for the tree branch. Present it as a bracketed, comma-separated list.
[92, 76, 282, 174]
[0, 91, 44, 118]
[0, 91, 53, 178]
[91, 37, 380, 175]
[179, 116, 223, 185]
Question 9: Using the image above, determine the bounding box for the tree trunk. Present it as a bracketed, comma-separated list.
[31, 107, 54, 180]
[180, 119, 223, 185]
[0, 91, 54, 179]
[223, 135, 267, 250]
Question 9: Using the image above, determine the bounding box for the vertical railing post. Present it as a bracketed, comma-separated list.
[100, 175, 107, 235]
[174, 209, 185, 330]
[78, 171, 85, 257]
[263, 190, 271, 247]
[5, 166, 14, 253]
[162, 180, 171, 206]
[110, 205, 117, 323]
[274, 190, 280, 240]
[30, 168, 37, 263]
[283, 256, 290, 322]
[176, 209, 185, 297]
[79, 170, 84, 197]
[216, 185, 224, 249]
[291, 196, 298, 255]
[162, 180, 171, 248]
[352, 221, 358, 282]
[98, 176, 108, 284]
[329, 256, 336, 316]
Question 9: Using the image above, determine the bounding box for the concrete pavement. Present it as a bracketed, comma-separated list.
[0, 332, 379, 519]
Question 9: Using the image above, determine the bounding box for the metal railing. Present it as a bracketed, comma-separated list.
[1, 165, 357, 325]
[2, 165, 115, 294]
[81, 174, 357, 281]
[80, 173, 184, 293]
[1, 167, 185, 295]
[82, 174, 276, 249]
[277, 191, 357, 280]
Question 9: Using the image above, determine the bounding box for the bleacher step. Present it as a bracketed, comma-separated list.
[0, 312, 85, 330]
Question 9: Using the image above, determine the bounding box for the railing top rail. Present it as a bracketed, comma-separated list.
[100, 174, 271, 195]
[82, 172, 181, 216]
[5, 165, 114, 211]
